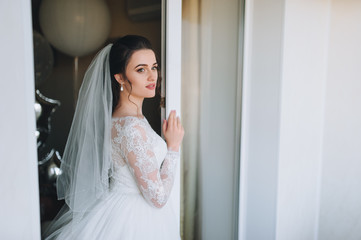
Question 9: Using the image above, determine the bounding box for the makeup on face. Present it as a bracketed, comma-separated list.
[124, 49, 158, 99]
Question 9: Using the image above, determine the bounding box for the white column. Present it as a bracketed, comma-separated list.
[318, 1, 361, 239]
[0, 0, 40, 239]
[275, 1, 331, 239]
[239, 0, 285, 238]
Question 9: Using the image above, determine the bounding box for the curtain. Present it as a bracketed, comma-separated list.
[181, 0, 201, 239]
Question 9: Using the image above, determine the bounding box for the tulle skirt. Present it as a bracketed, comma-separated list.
[44, 191, 180, 240]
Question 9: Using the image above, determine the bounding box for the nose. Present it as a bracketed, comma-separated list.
[148, 69, 157, 82]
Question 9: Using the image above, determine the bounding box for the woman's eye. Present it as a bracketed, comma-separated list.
[152, 66, 158, 70]
[137, 68, 145, 73]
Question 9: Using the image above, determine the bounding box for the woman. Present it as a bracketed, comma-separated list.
[44, 35, 184, 239]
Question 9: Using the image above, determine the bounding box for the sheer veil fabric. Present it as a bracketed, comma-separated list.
[44, 44, 114, 234]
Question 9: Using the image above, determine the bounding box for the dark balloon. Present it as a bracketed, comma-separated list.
[33, 30, 54, 87]
[35, 90, 60, 149]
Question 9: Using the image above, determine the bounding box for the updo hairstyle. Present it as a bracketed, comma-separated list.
[109, 35, 160, 113]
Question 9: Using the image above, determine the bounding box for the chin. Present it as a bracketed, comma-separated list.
[145, 93, 156, 98]
[143, 90, 156, 98]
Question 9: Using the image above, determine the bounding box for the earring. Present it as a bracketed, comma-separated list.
[120, 83, 124, 92]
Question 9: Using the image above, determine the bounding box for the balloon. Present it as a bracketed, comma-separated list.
[33, 31, 54, 87]
[38, 149, 62, 183]
[35, 90, 61, 149]
[34, 102, 42, 120]
[39, 0, 111, 57]
[47, 152, 62, 182]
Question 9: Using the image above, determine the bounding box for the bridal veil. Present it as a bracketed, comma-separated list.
[45, 44, 115, 235]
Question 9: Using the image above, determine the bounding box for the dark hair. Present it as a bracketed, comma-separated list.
[109, 35, 160, 113]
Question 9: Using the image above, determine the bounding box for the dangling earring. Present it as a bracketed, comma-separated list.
[120, 83, 124, 92]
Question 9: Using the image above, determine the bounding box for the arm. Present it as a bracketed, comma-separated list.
[122, 123, 179, 208]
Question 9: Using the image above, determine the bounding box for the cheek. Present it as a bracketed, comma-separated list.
[127, 75, 144, 91]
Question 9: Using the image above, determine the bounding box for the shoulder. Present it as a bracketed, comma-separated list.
[112, 116, 148, 139]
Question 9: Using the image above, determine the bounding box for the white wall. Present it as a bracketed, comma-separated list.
[318, 1, 361, 239]
[0, 0, 41, 239]
[240, 0, 361, 239]
[275, 1, 330, 239]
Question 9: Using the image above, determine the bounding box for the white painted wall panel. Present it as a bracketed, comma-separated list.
[275, 1, 330, 239]
[318, 1, 361, 239]
[0, 0, 41, 239]
[240, 0, 361, 239]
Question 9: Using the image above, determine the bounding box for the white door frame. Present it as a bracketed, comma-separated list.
[161, 0, 182, 235]
[0, 0, 182, 238]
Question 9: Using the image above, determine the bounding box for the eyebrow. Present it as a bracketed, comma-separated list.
[134, 62, 158, 69]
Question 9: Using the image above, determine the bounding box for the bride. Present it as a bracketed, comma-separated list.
[43, 35, 184, 239]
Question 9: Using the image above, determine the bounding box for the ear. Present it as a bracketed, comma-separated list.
[114, 73, 124, 84]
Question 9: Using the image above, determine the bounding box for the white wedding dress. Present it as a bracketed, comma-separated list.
[45, 116, 180, 240]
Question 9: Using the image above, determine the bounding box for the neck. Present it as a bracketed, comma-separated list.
[113, 92, 144, 118]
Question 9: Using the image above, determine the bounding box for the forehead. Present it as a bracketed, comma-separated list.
[128, 49, 156, 66]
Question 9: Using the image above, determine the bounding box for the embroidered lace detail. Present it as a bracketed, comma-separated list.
[111, 117, 179, 208]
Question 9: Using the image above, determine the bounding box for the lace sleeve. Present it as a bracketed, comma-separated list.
[120, 121, 179, 208]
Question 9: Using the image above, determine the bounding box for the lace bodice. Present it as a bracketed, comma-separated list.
[111, 116, 179, 208]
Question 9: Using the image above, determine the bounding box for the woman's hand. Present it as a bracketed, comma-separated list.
[162, 110, 184, 152]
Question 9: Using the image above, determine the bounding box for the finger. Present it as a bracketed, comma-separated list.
[172, 111, 177, 128]
[162, 119, 167, 133]
[168, 110, 175, 128]
[177, 117, 182, 129]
